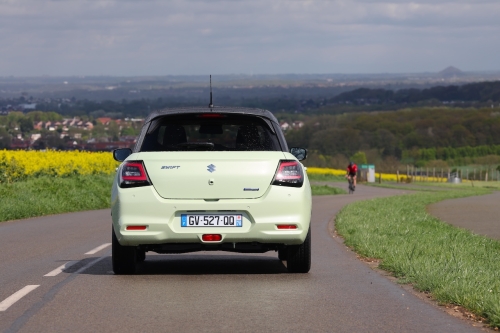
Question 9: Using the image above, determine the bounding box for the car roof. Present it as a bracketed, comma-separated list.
[144, 106, 279, 125]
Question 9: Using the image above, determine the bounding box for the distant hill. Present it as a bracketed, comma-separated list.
[439, 66, 464, 77]
[332, 80, 500, 104]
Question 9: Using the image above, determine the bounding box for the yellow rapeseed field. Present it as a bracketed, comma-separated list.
[306, 167, 346, 177]
[0, 150, 119, 182]
[1, 150, 451, 184]
[306, 167, 448, 183]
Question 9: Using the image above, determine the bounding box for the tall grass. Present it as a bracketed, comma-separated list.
[336, 189, 500, 327]
[311, 185, 347, 195]
[0, 174, 114, 222]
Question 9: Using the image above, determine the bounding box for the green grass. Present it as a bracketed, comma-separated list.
[415, 181, 500, 190]
[336, 188, 500, 328]
[0, 174, 114, 222]
[367, 180, 500, 192]
[311, 185, 347, 195]
[365, 182, 437, 191]
[307, 173, 345, 182]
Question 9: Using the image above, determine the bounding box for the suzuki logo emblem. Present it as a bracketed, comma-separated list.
[207, 164, 216, 173]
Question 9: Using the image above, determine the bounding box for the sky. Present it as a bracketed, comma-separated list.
[0, 0, 499, 76]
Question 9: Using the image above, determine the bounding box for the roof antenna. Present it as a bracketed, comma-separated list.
[208, 75, 214, 109]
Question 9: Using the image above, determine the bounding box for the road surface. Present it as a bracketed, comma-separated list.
[428, 191, 500, 240]
[0, 185, 484, 332]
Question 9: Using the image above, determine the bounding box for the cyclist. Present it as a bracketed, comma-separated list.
[346, 161, 358, 189]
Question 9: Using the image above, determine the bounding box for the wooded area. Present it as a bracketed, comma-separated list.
[332, 81, 500, 104]
[283, 106, 500, 170]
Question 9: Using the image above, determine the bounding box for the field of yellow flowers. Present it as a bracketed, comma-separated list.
[306, 167, 448, 183]
[1, 150, 450, 184]
[0, 150, 119, 183]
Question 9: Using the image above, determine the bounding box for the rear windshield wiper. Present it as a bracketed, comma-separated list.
[175, 142, 215, 151]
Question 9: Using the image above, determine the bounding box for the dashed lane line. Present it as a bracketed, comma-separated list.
[0, 285, 40, 312]
[6, 253, 110, 331]
[44, 243, 111, 276]
[44, 261, 79, 277]
[84, 243, 111, 255]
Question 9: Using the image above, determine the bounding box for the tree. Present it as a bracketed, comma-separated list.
[350, 151, 367, 165]
[0, 127, 11, 149]
[19, 117, 33, 133]
[108, 121, 120, 141]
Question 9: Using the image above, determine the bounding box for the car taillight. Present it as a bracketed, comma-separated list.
[202, 234, 222, 242]
[119, 161, 151, 188]
[272, 160, 304, 188]
[276, 224, 297, 230]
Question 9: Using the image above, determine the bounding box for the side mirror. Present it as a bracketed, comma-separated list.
[290, 147, 307, 161]
[113, 148, 132, 162]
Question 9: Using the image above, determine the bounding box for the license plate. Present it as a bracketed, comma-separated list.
[181, 214, 243, 227]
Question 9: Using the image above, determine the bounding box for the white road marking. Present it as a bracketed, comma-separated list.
[44, 261, 78, 277]
[0, 285, 40, 312]
[85, 243, 111, 255]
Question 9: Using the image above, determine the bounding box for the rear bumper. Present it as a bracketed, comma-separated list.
[111, 179, 312, 249]
[141, 242, 284, 254]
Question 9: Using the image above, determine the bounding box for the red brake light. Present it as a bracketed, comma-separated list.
[126, 225, 147, 231]
[202, 234, 222, 242]
[272, 160, 304, 187]
[119, 161, 151, 188]
[277, 225, 297, 230]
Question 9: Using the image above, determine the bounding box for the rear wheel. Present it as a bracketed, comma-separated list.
[348, 178, 355, 194]
[278, 248, 287, 261]
[137, 249, 146, 262]
[112, 227, 137, 274]
[286, 227, 311, 273]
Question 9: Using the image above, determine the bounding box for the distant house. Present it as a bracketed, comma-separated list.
[84, 121, 94, 130]
[280, 122, 290, 131]
[31, 134, 42, 143]
[96, 117, 113, 126]
[34, 121, 43, 130]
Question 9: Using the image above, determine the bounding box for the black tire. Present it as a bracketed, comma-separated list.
[137, 249, 146, 262]
[286, 227, 311, 273]
[112, 227, 137, 274]
[278, 248, 287, 261]
[348, 179, 354, 194]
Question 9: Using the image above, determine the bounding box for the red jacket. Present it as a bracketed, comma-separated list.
[347, 164, 358, 174]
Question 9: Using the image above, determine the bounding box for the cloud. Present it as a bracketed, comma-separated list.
[0, 0, 499, 75]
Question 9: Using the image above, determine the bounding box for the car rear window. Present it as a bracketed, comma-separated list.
[140, 113, 281, 152]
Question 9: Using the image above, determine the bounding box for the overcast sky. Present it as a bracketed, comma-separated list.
[0, 0, 499, 76]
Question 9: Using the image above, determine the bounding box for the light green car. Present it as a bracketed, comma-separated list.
[111, 107, 311, 274]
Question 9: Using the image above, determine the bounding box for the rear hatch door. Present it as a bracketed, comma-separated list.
[142, 151, 286, 199]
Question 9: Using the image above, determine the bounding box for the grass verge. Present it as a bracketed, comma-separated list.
[365, 182, 442, 192]
[336, 188, 500, 328]
[307, 173, 345, 182]
[0, 174, 114, 222]
[311, 185, 347, 195]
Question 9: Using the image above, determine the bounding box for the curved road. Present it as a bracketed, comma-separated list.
[429, 191, 500, 240]
[0, 185, 484, 332]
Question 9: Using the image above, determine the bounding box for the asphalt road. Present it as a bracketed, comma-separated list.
[0, 185, 484, 333]
[428, 191, 500, 240]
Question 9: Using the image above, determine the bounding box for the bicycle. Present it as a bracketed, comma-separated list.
[347, 175, 355, 194]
